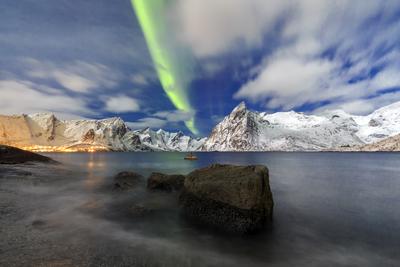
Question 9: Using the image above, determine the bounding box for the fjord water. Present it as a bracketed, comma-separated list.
[1, 152, 399, 266]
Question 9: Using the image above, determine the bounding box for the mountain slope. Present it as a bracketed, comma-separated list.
[203, 102, 260, 151]
[1, 101, 400, 152]
[0, 113, 204, 152]
[358, 134, 400, 151]
[202, 102, 400, 151]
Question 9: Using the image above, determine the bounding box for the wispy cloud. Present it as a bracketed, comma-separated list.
[229, 1, 400, 112]
[127, 118, 167, 130]
[153, 110, 194, 122]
[127, 110, 195, 130]
[25, 59, 121, 93]
[104, 95, 140, 113]
[0, 79, 93, 117]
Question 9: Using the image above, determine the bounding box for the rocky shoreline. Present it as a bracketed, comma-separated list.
[0, 145, 55, 164]
[113, 163, 274, 234]
[1, 145, 274, 234]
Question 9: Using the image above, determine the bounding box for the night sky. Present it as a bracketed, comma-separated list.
[1, 0, 400, 136]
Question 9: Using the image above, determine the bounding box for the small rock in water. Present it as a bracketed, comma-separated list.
[147, 172, 185, 192]
[113, 171, 143, 190]
[31, 219, 47, 229]
[180, 164, 274, 234]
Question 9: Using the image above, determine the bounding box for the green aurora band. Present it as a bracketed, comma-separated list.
[131, 0, 198, 134]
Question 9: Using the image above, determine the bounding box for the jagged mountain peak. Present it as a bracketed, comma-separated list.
[2, 101, 400, 152]
[202, 102, 261, 151]
[232, 101, 247, 113]
[203, 101, 400, 151]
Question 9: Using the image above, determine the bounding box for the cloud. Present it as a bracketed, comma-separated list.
[104, 95, 140, 113]
[230, 1, 400, 111]
[25, 59, 121, 93]
[127, 110, 195, 130]
[235, 56, 337, 104]
[126, 118, 167, 130]
[153, 110, 194, 122]
[130, 74, 149, 86]
[315, 91, 400, 115]
[0, 79, 93, 116]
[173, 0, 288, 57]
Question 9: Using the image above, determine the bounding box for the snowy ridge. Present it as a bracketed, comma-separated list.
[1, 101, 400, 152]
[0, 113, 205, 152]
[202, 102, 400, 151]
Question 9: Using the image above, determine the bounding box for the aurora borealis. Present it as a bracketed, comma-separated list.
[131, 0, 198, 134]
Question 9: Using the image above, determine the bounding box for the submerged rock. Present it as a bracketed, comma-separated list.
[113, 171, 143, 190]
[147, 172, 185, 192]
[180, 164, 274, 234]
[0, 145, 54, 164]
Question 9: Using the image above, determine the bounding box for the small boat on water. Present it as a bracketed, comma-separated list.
[184, 152, 198, 160]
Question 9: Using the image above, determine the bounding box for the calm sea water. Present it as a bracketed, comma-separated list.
[1, 152, 400, 267]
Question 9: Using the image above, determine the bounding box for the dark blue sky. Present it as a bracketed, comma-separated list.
[1, 0, 400, 136]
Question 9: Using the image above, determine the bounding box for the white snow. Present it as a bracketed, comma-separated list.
[2, 101, 400, 151]
[202, 101, 400, 151]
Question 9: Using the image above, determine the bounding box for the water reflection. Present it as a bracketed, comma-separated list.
[84, 153, 107, 190]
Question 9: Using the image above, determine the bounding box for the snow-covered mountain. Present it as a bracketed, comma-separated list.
[1, 101, 400, 152]
[0, 113, 205, 152]
[202, 102, 400, 151]
[123, 128, 206, 152]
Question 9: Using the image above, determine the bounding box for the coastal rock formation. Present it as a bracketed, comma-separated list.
[147, 172, 185, 192]
[113, 171, 143, 190]
[0, 145, 54, 164]
[179, 164, 274, 234]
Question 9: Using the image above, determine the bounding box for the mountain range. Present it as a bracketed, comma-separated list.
[1, 101, 400, 152]
[0, 113, 205, 152]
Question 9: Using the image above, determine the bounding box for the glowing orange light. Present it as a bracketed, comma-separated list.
[13, 144, 110, 153]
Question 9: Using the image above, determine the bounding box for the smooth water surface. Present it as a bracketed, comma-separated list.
[1, 152, 399, 266]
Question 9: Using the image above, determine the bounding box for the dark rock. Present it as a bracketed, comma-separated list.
[32, 220, 46, 228]
[179, 164, 273, 234]
[128, 204, 152, 216]
[82, 129, 96, 142]
[114, 171, 143, 190]
[0, 145, 54, 164]
[147, 172, 185, 192]
[368, 119, 381, 127]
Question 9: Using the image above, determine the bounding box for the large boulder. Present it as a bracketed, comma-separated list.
[114, 171, 143, 190]
[147, 172, 185, 192]
[179, 164, 273, 234]
[0, 145, 54, 164]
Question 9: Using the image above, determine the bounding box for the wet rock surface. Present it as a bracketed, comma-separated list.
[113, 171, 143, 190]
[0, 145, 54, 164]
[147, 172, 185, 192]
[179, 164, 274, 234]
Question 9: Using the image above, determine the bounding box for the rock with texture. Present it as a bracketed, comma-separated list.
[113, 171, 143, 190]
[147, 172, 185, 192]
[180, 164, 274, 234]
[359, 134, 400, 151]
[0, 145, 54, 164]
